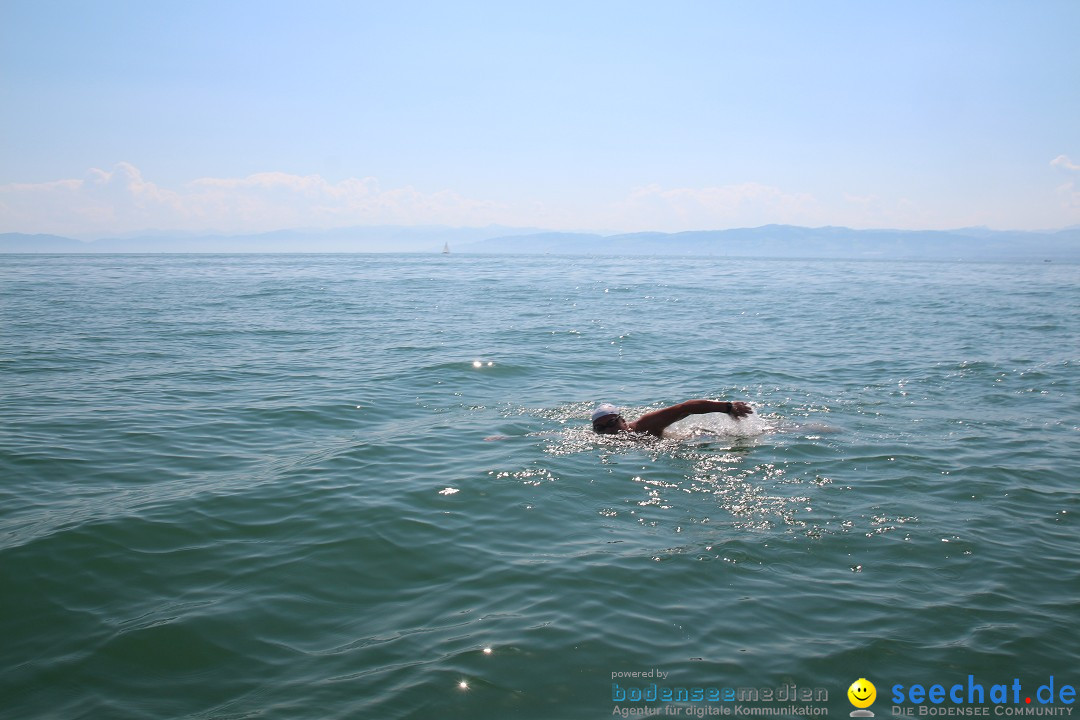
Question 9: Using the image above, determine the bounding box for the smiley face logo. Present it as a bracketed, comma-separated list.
[847, 678, 876, 709]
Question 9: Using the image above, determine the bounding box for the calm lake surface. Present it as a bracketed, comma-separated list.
[1, 254, 1077, 719]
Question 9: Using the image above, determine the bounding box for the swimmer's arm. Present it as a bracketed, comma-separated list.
[629, 399, 752, 437]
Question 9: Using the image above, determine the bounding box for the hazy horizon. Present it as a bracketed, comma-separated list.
[6, 222, 1079, 260]
[6, 220, 1080, 244]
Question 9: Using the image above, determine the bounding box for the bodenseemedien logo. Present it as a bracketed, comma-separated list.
[848, 678, 877, 717]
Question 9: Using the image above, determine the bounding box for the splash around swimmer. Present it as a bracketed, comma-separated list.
[591, 399, 753, 438]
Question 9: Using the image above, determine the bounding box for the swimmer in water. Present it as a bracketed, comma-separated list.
[591, 399, 753, 438]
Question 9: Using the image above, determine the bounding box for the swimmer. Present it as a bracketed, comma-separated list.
[591, 399, 753, 438]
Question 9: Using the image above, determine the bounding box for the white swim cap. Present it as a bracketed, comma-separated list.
[591, 403, 619, 422]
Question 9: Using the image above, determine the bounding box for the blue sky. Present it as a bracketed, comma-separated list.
[2, 0, 1079, 238]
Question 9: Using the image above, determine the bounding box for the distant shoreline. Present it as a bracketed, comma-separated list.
[3, 224, 1079, 261]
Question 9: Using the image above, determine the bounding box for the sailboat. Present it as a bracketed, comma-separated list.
[442, 242, 450, 254]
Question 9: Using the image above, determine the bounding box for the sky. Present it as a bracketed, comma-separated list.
[2, 0, 1079, 239]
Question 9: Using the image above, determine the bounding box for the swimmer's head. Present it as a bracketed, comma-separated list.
[591, 404, 619, 422]
[591, 403, 627, 434]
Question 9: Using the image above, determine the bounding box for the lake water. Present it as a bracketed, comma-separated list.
[1, 253, 1077, 719]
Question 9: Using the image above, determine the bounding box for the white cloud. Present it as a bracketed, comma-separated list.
[1057, 182, 1080, 208]
[1051, 154, 1080, 172]
[1051, 156, 1080, 207]
[0, 163, 513, 237]
[2, 165, 841, 238]
[4, 162, 1076, 238]
[839, 193, 933, 229]
[606, 182, 825, 232]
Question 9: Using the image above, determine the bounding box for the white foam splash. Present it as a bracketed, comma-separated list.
[666, 412, 772, 440]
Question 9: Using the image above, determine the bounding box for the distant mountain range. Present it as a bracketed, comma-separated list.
[0, 225, 542, 254]
[3, 224, 1079, 260]
[463, 225, 1080, 260]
